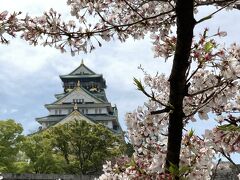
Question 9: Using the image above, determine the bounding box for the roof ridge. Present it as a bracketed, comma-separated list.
[68, 61, 96, 75]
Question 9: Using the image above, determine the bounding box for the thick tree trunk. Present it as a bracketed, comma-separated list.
[166, 0, 195, 173]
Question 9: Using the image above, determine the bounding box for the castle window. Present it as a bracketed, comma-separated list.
[79, 99, 84, 103]
[55, 109, 62, 115]
[94, 108, 102, 114]
[73, 99, 84, 104]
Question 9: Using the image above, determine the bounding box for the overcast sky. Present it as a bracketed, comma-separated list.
[0, 1, 240, 162]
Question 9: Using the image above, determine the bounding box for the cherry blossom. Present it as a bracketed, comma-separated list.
[99, 31, 240, 179]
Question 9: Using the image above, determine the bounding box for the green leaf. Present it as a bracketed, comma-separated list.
[218, 124, 240, 132]
[133, 78, 144, 92]
[204, 41, 214, 52]
[169, 162, 179, 176]
[188, 129, 194, 138]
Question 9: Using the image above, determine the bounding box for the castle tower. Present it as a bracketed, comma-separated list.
[36, 60, 122, 133]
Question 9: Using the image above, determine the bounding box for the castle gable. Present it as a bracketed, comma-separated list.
[54, 110, 94, 126]
[54, 87, 103, 104]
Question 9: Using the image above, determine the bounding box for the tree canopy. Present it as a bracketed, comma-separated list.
[0, 119, 24, 172]
[50, 120, 125, 174]
[0, 119, 125, 174]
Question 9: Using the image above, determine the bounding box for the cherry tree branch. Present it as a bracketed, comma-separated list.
[195, 0, 240, 10]
[220, 149, 238, 167]
[33, 9, 175, 38]
[133, 78, 171, 108]
[196, 0, 238, 24]
[186, 65, 202, 83]
[210, 158, 222, 180]
[122, 0, 145, 19]
[187, 79, 231, 97]
[185, 84, 229, 117]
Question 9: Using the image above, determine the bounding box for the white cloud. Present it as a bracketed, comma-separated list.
[0, 0, 68, 15]
[0, 108, 18, 114]
[0, 108, 8, 114]
[9, 108, 19, 113]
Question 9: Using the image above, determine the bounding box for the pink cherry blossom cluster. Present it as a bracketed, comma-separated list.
[99, 30, 240, 179]
[0, 11, 22, 44]
[151, 33, 176, 59]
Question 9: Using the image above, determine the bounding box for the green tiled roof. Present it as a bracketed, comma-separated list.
[69, 62, 96, 75]
[87, 114, 117, 121]
[36, 114, 117, 123]
[60, 62, 103, 79]
[54, 93, 67, 99]
[36, 115, 65, 122]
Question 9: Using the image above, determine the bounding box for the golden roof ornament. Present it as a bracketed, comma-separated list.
[77, 80, 80, 87]
[74, 103, 78, 110]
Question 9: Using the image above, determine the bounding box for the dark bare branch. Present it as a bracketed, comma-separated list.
[185, 84, 228, 117]
[196, 0, 238, 24]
